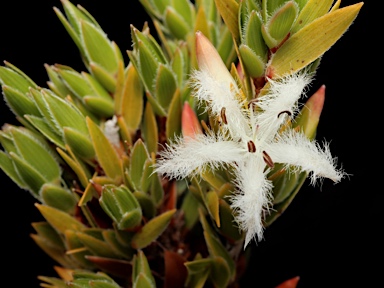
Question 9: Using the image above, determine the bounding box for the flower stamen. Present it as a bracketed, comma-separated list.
[262, 150, 274, 168]
[278, 110, 292, 118]
[247, 140, 256, 153]
[248, 98, 258, 109]
[221, 107, 227, 124]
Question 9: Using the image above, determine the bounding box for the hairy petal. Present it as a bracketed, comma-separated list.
[191, 70, 250, 140]
[256, 72, 312, 141]
[155, 134, 243, 179]
[230, 156, 273, 248]
[268, 130, 346, 184]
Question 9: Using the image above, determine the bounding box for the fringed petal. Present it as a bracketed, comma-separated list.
[155, 134, 243, 180]
[268, 130, 346, 184]
[229, 156, 273, 248]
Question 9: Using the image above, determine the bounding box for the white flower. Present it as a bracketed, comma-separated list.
[155, 31, 345, 248]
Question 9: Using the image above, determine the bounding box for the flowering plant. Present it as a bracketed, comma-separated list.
[0, 0, 363, 287]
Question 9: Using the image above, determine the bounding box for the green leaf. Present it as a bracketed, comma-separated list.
[31, 232, 76, 269]
[80, 20, 120, 73]
[56, 68, 94, 99]
[118, 64, 144, 133]
[89, 61, 117, 93]
[10, 152, 49, 196]
[42, 90, 88, 135]
[141, 102, 158, 155]
[0, 150, 27, 189]
[45, 64, 72, 98]
[36, 203, 86, 234]
[165, 89, 182, 142]
[262, 1, 299, 48]
[56, 146, 91, 189]
[214, 0, 239, 43]
[64, 230, 95, 269]
[63, 127, 95, 159]
[29, 88, 62, 135]
[164, 7, 191, 39]
[180, 190, 200, 229]
[268, 2, 364, 77]
[132, 250, 156, 287]
[83, 96, 115, 117]
[291, 0, 334, 34]
[185, 258, 212, 288]
[199, 210, 235, 280]
[86, 117, 122, 181]
[210, 256, 232, 288]
[206, 191, 220, 227]
[155, 64, 177, 110]
[131, 209, 176, 249]
[137, 41, 159, 95]
[217, 199, 243, 241]
[10, 127, 61, 182]
[76, 231, 120, 258]
[102, 230, 133, 259]
[2, 85, 40, 118]
[265, 171, 308, 226]
[133, 190, 156, 219]
[172, 0, 195, 27]
[40, 183, 77, 213]
[242, 10, 267, 58]
[24, 115, 65, 149]
[238, 44, 265, 78]
[129, 139, 150, 190]
[0, 66, 36, 94]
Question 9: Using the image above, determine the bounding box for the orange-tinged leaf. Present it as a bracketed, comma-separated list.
[182, 101, 202, 138]
[86, 256, 132, 279]
[275, 276, 300, 288]
[164, 250, 187, 288]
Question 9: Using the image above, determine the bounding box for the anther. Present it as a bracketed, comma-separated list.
[221, 107, 227, 124]
[247, 140, 256, 153]
[277, 110, 292, 118]
[248, 98, 258, 109]
[262, 151, 274, 168]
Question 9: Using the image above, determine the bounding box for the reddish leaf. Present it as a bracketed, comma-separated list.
[164, 250, 187, 288]
[276, 276, 300, 288]
[86, 255, 132, 279]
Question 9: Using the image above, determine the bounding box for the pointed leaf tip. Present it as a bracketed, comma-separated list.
[195, 31, 233, 84]
[275, 276, 300, 288]
[182, 102, 202, 138]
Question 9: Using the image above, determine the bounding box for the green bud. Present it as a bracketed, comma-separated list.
[99, 184, 142, 230]
[261, 1, 299, 49]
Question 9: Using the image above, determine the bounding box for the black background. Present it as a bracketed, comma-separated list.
[0, 1, 379, 287]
